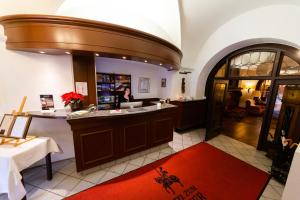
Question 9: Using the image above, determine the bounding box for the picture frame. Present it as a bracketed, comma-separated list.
[40, 94, 54, 110]
[0, 114, 14, 136]
[138, 77, 150, 93]
[161, 78, 166, 87]
[0, 114, 32, 139]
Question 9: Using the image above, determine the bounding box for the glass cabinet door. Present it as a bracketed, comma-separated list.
[267, 85, 300, 142]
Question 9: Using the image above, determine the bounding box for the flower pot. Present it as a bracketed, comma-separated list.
[70, 102, 83, 112]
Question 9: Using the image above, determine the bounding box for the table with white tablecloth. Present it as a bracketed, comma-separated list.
[282, 144, 300, 200]
[0, 137, 60, 200]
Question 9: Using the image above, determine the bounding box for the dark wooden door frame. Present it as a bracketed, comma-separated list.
[205, 43, 300, 150]
[260, 79, 300, 148]
[205, 80, 228, 141]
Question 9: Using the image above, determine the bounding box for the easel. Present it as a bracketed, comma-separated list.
[0, 96, 37, 146]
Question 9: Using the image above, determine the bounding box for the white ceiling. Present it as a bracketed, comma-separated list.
[179, 0, 300, 68]
[2, 0, 300, 69]
[0, 0, 63, 15]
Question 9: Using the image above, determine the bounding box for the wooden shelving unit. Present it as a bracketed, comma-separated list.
[96, 73, 131, 110]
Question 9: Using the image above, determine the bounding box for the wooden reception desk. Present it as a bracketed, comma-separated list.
[66, 104, 177, 172]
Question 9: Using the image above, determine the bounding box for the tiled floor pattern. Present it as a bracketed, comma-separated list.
[0, 129, 284, 200]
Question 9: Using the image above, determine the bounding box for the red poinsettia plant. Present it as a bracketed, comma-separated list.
[61, 91, 84, 106]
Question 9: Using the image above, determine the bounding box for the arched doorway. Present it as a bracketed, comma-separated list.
[205, 43, 300, 150]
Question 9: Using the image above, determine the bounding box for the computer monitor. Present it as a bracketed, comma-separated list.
[120, 101, 143, 109]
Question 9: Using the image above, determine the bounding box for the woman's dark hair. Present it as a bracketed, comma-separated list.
[124, 87, 131, 94]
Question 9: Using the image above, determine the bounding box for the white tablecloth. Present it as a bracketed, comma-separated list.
[282, 144, 300, 200]
[0, 137, 60, 200]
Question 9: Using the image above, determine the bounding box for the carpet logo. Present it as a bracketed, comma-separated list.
[154, 167, 207, 200]
[154, 167, 183, 194]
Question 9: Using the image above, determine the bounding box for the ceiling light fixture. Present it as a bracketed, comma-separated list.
[122, 56, 127, 59]
[39, 51, 45, 54]
[159, 63, 163, 66]
[144, 60, 148, 63]
[65, 51, 71, 55]
[95, 53, 99, 57]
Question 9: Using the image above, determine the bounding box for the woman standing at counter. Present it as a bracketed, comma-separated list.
[118, 87, 134, 108]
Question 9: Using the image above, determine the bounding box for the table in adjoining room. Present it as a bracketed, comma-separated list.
[0, 137, 60, 200]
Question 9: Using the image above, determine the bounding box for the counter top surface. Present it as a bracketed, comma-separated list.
[171, 99, 206, 102]
[29, 104, 176, 120]
[29, 109, 69, 119]
[67, 104, 176, 120]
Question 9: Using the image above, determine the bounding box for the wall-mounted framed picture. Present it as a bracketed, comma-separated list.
[161, 78, 166, 87]
[0, 114, 32, 139]
[138, 77, 150, 93]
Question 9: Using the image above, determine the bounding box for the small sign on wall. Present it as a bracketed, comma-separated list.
[75, 82, 88, 96]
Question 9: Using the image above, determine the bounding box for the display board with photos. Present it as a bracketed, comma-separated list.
[0, 114, 32, 139]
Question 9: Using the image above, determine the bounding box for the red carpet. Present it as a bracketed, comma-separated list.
[66, 142, 270, 200]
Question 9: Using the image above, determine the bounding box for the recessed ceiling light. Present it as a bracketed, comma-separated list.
[65, 51, 71, 55]
[39, 51, 45, 54]
[159, 63, 163, 66]
[122, 56, 127, 59]
[95, 53, 99, 57]
[144, 60, 148, 63]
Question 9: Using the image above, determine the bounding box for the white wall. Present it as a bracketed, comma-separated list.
[159, 69, 193, 100]
[0, 34, 74, 115]
[56, 0, 181, 49]
[96, 57, 172, 99]
[190, 5, 300, 98]
[0, 25, 75, 162]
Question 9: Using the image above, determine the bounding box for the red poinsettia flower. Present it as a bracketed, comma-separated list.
[61, 91, 84, 106]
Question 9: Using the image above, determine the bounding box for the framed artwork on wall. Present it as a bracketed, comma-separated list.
[161, 78, 166, 87]
[138, 77, 150, 93]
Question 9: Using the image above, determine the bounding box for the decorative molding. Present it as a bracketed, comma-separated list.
[0, 14, 182, 70]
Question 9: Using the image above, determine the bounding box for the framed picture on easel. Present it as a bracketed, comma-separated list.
[10, 116, 32, 139]
[0, 114, 14, 136]
[0, 114, 32, 139]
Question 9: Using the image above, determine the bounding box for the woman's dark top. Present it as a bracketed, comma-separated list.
[118, 95, 134, 108]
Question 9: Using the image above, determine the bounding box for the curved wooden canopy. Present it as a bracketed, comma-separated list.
[0, 14, 182, 70]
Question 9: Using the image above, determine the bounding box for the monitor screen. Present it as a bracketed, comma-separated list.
[120, 101, 143, 109]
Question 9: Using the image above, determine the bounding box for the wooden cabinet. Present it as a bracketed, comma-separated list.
[151, 112, 174, 146]
[68, 106, 177, 172]
[171, 100, 206, 131]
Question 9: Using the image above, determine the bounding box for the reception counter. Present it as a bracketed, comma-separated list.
[66, 104, 177, 172]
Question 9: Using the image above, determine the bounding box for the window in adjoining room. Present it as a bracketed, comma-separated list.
[229, 51, 276, 77]
[280, 55, 300, 76]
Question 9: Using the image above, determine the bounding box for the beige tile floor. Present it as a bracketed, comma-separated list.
[0, 129, 284, 200]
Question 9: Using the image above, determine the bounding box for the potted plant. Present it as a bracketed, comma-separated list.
[61, 92, 84, 112]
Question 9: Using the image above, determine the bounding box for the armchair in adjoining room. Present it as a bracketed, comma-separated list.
[245, 99, 266, 116]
